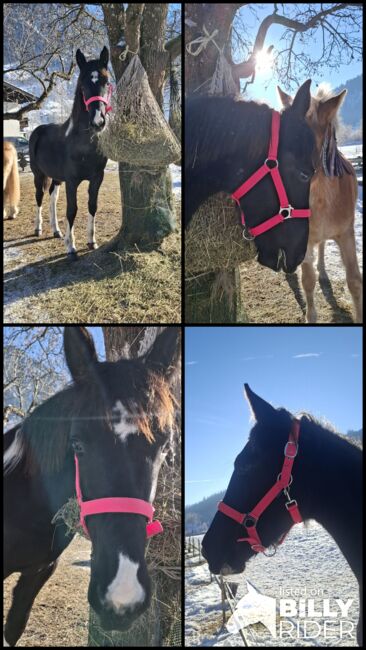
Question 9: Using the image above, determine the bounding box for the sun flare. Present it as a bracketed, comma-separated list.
[255, 48, 274, 73]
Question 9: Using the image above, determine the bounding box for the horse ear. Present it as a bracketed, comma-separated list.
[144, 327, 181, 381]
[317, 89, 347, 127]
[64, 327, 98, 383]
[100, 46, 109, 67]
[244, 383, 276, 422]
[76, 49, 87, 70]
[290, 79, 311, 119]
[277, 85, 292, 109]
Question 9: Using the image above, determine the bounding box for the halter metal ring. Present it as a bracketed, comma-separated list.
[242, 226, 255, 241]
[279, 205, 293, 220]
[265, 158, 278, 169]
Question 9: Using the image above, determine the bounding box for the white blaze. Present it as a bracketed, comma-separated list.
[91, 71, 98, 83]
[105, 554, 145, 613]
[112, 401, 138, 442]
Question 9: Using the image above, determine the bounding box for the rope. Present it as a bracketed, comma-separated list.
[119, 45, 138, 61]
[186, 25, 221, 57]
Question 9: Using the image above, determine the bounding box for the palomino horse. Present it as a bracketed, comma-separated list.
[202, 384, 362, 646]
[29, 47, 112, 260]
[278, 84, 362, 323]
[4, 326, 180, 646]
[185, 80, 315, 274]
[3, 142, 20, 219]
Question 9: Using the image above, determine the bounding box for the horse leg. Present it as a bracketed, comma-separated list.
[87, 171, 104, 250]
[317, 241, 326, 279]
[49, 180, 62, 238]
[334, 228, 363, 323]
[64, 179, 79, 260]
[301, 244, 318, 323]
[33, 174, 46, 236]
[4, 561, 58, 647]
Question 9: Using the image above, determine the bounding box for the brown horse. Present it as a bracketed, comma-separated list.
[3, 141, 20, 220]
[278, 84, 362, 323]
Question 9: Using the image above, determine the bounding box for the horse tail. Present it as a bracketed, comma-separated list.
[29, 128, 51, 191]
[3, 142, 20, 216]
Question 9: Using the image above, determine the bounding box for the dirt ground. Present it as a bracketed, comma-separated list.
[238, 257, 355, 323]
[4, 535, 91, 647]
[4, 170, 181, 323]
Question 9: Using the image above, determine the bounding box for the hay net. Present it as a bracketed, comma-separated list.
[98, 55, 180, 167]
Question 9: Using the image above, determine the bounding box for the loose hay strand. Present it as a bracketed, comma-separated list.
[185, 193, 256, 274]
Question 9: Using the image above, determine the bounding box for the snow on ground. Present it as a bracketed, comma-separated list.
[185, 522, 359, 647]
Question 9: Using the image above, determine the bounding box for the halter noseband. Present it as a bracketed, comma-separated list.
[231, 111, 311, 239]
[218, 419, 302, 554]
[74, 455, 163, 539]
[83, 83, 113, 113]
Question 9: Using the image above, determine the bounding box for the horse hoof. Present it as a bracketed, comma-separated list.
[67, 251, 78, 261]
[34, 229, 42, 236]
[53, 231, 62, 239]
[87, 242, 98, 250]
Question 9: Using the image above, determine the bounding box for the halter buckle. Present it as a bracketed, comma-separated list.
[284, 440, 298, 458]
[279, 205, 293, 220]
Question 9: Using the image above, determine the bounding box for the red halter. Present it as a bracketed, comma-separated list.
[231, 110, 311, 238]
[74, 455, 163, 539]
[218, 419, 302, 553]
[83, 83, 113, 113]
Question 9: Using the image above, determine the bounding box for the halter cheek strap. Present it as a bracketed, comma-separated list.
[231, 111, 311, 238]
[218, 419, 302, 553]
[74, 455, 163, 539]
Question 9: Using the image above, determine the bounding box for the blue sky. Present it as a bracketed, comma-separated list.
[232, 4, 362, 108]
[185, 326, 362, 506]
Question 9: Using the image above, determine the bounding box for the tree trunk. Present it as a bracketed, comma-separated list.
[185, 3, 243, 322]
[102, 326, 164, 360]
[103, 4, 178, 250]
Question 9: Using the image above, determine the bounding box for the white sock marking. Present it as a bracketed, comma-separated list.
[35, 206, 43, 232]
[64, 222, 76, 254]
[87, 212, 96, 244]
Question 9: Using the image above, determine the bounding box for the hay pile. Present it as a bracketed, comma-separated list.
[185, 193, 256, 275]
[98, 55, 180, 167]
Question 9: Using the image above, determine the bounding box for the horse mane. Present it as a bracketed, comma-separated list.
[298, 411, 362, 452]
[5, 368, 176, 477]
[186, 95, 272, 169]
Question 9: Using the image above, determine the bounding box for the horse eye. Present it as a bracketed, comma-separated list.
[299, 170, 310, 181]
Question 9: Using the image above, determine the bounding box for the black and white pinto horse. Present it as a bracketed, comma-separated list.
[4, 326, 180, 646]
[202, 384, 362, 646]
[29, 47, 111, 260]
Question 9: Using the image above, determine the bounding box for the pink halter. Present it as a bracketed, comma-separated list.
[74, 455, 163, 539]
[83, 83, 113, 113]
[231, 110, 311, 238]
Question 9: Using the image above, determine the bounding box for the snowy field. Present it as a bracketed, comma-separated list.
[185, 522, 359, 647]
